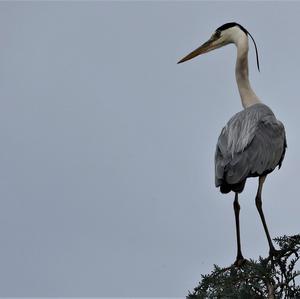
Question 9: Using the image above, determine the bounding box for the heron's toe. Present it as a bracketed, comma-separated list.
[269, 247, 281, 259]
[233, 257, 248, 267]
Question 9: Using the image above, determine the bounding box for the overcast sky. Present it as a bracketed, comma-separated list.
[0, 1, 299, 297]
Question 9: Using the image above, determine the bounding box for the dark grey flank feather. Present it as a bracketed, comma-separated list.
[215, 103, 287, 194]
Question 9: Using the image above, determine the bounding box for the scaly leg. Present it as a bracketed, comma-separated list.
[255, 176, 276, 255]
[233, 192, 245, 266]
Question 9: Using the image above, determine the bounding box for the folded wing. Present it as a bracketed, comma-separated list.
[215, 103, 286, 193]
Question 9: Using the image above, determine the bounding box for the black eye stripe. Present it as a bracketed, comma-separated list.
[216, 22, 248, 35]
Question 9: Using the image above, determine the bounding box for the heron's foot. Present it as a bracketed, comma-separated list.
[233, 256, 248, 267]
[269, 247, 281, 259]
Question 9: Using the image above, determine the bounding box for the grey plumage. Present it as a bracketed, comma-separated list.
[215, 103, 287, 193]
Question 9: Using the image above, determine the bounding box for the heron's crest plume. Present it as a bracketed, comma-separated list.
[217, 22, 260, 72]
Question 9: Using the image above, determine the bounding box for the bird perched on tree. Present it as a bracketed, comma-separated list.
[178, 22, 287, 266]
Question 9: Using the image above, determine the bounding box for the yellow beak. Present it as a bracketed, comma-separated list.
[178, 36, 220, 64]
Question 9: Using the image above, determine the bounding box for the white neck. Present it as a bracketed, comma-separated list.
[234, 33, 260, 108]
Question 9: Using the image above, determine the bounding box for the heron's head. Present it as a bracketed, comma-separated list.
[177, 22, 259, 70]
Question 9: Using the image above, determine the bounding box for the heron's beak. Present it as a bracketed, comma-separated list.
[177, 36, 220, 64]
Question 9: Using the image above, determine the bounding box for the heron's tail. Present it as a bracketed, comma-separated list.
[219, 180, 246, 194]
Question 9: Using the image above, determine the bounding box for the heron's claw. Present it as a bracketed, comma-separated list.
[269, 247, 281, 259]
[233, 257, 248, 267]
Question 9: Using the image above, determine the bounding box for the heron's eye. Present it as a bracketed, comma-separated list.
[214, 30, 221, 38]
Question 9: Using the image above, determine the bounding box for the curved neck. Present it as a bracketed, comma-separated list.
[235, 35, 260, 108]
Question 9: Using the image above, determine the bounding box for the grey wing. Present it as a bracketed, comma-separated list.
[215, 105, 286, 191]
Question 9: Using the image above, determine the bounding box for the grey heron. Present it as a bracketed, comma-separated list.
[178, 22, 287, 266]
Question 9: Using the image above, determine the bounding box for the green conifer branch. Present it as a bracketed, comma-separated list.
[187, 234, 300, 298]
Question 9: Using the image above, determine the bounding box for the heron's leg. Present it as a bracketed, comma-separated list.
[233, 192, 244, 263]
[255, 176, 276, 254]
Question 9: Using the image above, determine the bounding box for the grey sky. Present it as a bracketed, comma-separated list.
[0, 1, 299, 297]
